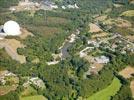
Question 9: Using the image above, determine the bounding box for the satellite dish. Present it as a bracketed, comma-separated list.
[3, 20, 21, 36]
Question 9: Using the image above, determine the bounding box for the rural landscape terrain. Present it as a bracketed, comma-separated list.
[0, 0, 134, 100]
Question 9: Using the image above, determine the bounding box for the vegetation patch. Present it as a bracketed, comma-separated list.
[87, 77, 122, 100]
[20, 86, 37, 97]
[0, 85, 17, 96]
[89, 23, 102, 33]
[130, 80, 134, 97]
[20, 95, 47, 100]
[121, 10, 134, 17]
[119, 66, 134, 79]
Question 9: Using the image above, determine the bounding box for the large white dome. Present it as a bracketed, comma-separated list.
[3, 20, 21, 36]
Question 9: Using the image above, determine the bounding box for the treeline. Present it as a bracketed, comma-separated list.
[0, 0, 18, 8]
[111, 85, 133, 100]
[0, 91, 19, 100]
[77, 67, 114, 98]
[0, 0, 19, 12]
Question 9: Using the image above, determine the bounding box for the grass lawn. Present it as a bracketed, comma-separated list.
[20, 95, 47, 100]
[87, 77, 122, 100]
[121, 10, 134, 17]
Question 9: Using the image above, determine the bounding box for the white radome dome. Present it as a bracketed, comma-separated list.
[3, 20, 21, 36]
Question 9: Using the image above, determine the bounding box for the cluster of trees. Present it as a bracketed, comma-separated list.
[112, 73, 133, 100]
[0, 91, 19, 100]
[77, 67, 114, 98]
[0, 0, 18, 11]
[112, 84, 133, 100]
[37, 61, 74, 99]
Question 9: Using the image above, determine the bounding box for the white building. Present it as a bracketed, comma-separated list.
[95, 56, 110, 64]
[62, 6, 66, 9]
[30, 77, 45, 88]
[67, 4, 79, 9]
[50, 5, 58, 9]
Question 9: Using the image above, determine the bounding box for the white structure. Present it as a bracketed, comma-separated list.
[80, 47, 94, 58]
[69, 34, 76, 43]
[88, 40, 99, 47]
[3, 20, 21, 36]
[74, 4, 79, 9]
[46, 61, 59, 65]
[67, 4, 79, 9]
[95, 56, 109, 64]
[62, 6, 66, 9]
[29, 77, 45, 88]
[9, 7, 16, 12]
[50, 5, 58, 9]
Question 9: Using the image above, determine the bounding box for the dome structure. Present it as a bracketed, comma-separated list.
[3, 20, 21, 36]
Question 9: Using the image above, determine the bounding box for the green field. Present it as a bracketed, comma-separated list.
[87, 77, 122, 100]
[121, 10, 134, 17]
[20, 95, 47, 100]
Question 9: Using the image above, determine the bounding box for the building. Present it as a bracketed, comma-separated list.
[95, 56, 110, 64]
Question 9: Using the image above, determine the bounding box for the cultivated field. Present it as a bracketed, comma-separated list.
[119, 66, 134, 79]
[89, 23, 102, 33]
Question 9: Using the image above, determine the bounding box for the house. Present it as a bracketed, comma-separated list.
[95, 56, 110, 64]
[30, 77, 45, 88]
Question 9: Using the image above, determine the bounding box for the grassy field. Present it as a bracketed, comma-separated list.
[20, 95, 47, 100]
[121, 10, 134, 17]
[87, 77, 122, 100]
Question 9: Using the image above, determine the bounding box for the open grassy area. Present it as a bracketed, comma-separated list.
[87, 77, 122, 100]
[20, 95, 47, 100]
[121, 10, 134, 17]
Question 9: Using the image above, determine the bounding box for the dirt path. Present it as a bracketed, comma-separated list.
[0, 39, 26, 63]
